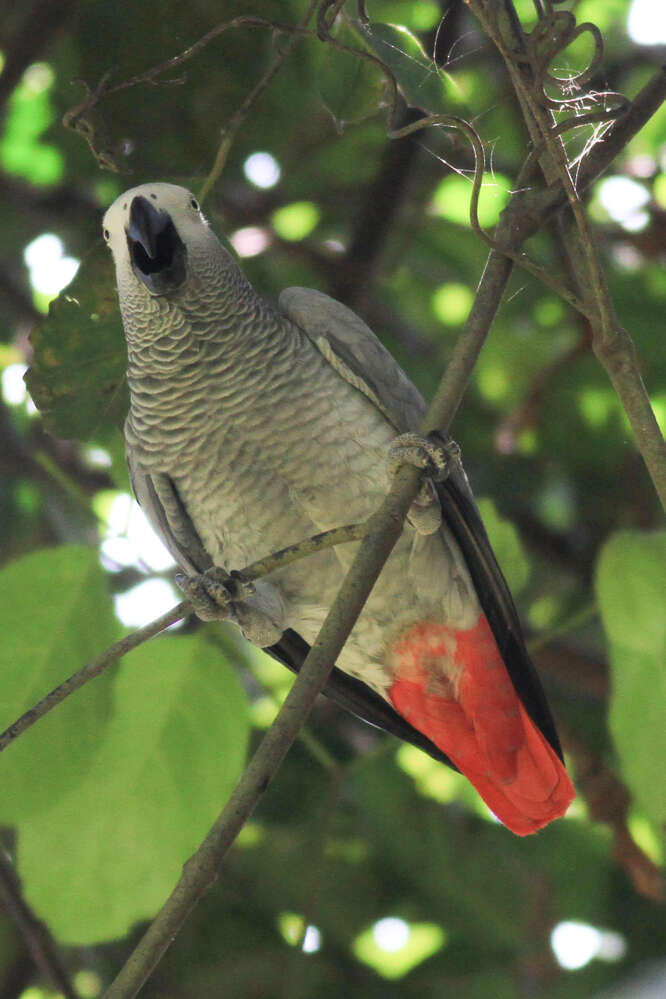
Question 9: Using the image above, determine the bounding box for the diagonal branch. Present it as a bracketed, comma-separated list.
[0, 852, 80, 999]
[0, 602, 187, 755]
[0, 521, 368, 755]
[561, 725, 664, 902]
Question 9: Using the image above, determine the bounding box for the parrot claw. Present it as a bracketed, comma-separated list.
[387, 432, 461, 483]
[176, 567, 284, 646]
[387, 434, 461, 536]
[175, 566, 255, 622]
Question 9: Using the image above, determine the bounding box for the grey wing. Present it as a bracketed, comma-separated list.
[279, 285, 477, 505]
[279, 286, 426, 434]
[128, 453, 213, 575]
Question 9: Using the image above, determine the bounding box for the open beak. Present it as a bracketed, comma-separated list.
[127, 196, 187, 295]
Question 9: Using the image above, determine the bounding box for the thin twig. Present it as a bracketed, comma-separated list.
[0, 603, 187, 754]
[389, 114, 486, 237]
[63, 17, 313, 171]
[0, 852, 80, 999]
[109, 18, 308, 93]
[390, 112, 594, 317]
[560, 215, 666, 511]
[576, 67, 666, 192]
[241, 521, 368, 581]
[314, 14, 400, 123]
[198, 0, 319, 203]
[562, 725, 664, 902]
[0, 522, 368, 754]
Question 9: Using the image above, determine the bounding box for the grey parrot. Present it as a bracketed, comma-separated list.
[103, 182, 574, 835]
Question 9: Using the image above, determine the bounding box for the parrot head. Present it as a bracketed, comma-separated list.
[102, 183, 222, 297]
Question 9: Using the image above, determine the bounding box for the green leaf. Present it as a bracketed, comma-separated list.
[271, 201, 320, 241]
[431, 282, 473, 326]
[596, 530, 666, 826]
[477, 497, 530, 595]
[25, 243, 128, 441]
[352, 918, 446, 979]
[0, 546, 118, 820]
[0, 63, 64, 186]
[15, 634, 250, 944]
[363, 23, 446, 111]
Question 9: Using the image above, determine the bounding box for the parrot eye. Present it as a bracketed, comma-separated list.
[103, 228, 110, 241]
[190, 198, 199, 211]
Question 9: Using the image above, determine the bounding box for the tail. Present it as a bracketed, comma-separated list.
[388, 615, 575, 836]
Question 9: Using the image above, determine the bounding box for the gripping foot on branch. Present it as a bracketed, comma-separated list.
[387, 432, 461, 536]
[176, 566, 254, 621]
[176, 567, 285, 647]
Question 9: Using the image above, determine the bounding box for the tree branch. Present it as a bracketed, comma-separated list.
[0, 852, 79, 999]
[562, 725, 664, 902]
[560, 214, 666, 510]
[0, 602, 187, 754]
[62, 16, 314, 172]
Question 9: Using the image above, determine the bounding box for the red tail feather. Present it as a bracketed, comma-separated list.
[389, 615, 574, 835]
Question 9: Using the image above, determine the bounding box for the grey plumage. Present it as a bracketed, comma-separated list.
[103, 183, 574, 834]
[105, 183, 481, 692]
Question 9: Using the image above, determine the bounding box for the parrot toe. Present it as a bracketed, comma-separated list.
[387, 433, 462, 536]
[387, 432, 461, 483]
[176, 566, 255, 622]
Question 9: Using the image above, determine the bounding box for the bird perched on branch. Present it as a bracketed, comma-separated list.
[103, 182, 574, 835]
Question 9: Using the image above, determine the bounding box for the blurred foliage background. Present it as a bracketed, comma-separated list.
[0, 0, 665, 996]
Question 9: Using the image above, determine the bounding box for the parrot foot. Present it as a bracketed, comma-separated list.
[175, 566, 255, 623]
[176, 567, 285, 647]
[388, 433, 461, 536]
[387, 432, 461, 482]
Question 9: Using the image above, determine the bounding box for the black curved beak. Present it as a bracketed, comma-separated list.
[127, 196, 187, 295]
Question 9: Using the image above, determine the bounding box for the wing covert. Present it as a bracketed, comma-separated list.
[279, 286, 426, 433]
